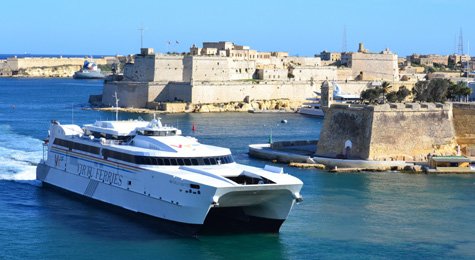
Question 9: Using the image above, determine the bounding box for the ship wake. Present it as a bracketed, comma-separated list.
[0, 125, 43, 185]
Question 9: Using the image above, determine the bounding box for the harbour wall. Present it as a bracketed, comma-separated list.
[102, 80, 320, 107]
[452, 102, 475, 156]
[316, 103, 457, 161]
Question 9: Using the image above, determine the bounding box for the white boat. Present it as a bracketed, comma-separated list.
[298, 101, 324, 117]
[73, 60, 105, 79]
[36, 118, 303, 235]
[299, 82, 360, 117]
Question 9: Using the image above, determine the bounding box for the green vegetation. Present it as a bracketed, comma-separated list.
[360, 87, 382, 104]
[381, 81, 391, 103]
[412, 78, 450, 102]
[361, 84, 410, 104]
[412, 78, 472, 103]
[447, 81, 472, 101]
[98, 64, 112, 72]
[386, 86, 410, 103]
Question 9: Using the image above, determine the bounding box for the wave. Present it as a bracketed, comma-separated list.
[0, 125, 43, 184]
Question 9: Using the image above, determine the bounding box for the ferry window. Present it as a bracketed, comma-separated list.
[191, 159, 198, 165]
[204, 158, 211, 165]
[144, 157, 152, 165]
[209, 158, 217, 165]
[156, 158, 164, 165]
[163, 158, 170, 165]
[184, 159, 191, 166]
[177, 159, 184, 166]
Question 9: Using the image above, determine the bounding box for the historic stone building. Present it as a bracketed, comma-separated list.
[347, 43, 399, 81]
[100, 42, 402, 109]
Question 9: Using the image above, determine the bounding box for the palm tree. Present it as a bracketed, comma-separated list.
[381, 81, 392, 103]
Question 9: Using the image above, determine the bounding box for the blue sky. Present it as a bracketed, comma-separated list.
[1, 0, 474, 57]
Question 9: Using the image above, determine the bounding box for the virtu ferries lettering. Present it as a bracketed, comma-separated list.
[76, 163, 123, 186]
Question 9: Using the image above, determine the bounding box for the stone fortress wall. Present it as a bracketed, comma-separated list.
[349, 43, 399, 81]
[316, 103, 460, 161]
[452, 103, 475, 157]
[101, 41, 403, 108]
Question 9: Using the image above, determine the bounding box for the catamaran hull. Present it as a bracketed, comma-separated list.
[36, 163, 298, 235]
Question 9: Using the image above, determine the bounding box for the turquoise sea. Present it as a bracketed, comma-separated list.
[0, 78, 474, 259]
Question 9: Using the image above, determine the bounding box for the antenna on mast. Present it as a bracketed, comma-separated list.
[114, 91, 119, 121]
[138, 24, 146, 49]
[342, 25, 347, 53]
[458, 27, 464, 55]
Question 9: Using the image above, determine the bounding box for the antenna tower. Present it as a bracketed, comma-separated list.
[458, 28, 464, 55]
[138, 24, 146, 49]
[342, 25, 347, 53]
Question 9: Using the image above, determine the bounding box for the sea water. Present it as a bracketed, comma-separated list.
[0, 78, 474, 259]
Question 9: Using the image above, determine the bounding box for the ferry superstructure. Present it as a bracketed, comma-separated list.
[36, 119, 303, 235]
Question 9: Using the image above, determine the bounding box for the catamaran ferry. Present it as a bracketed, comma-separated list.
[36, 118, 303, 235]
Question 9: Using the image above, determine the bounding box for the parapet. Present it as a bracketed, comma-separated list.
[140, 48, 155, 56]
[372, 102, 451, 112]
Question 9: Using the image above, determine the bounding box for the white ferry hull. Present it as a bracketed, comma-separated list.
[37, 161, 300, 235]
[37, 119, 303, 235]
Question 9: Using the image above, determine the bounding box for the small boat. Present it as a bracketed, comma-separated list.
[73, 60, 105, 79]
[298, 101, 324, 117]
[36, 118, 303, 235]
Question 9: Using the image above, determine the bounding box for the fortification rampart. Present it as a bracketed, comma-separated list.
[102, 81, 152, 108]
[453, 102, 475, 156]
[190, 81, 317, 104]
[102, 79, 318, 107]
[316, 103, 457, 161]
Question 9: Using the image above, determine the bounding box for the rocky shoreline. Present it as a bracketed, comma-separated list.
[89, 99, 305, 114]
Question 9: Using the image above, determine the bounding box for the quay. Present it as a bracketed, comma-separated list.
[249, 101, 475, 174]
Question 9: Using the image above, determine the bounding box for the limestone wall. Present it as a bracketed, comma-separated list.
[316, 104, 373, 159]
[151, 82, 192, 103]
[351, 52, 399, 81]
[316, 103, 457, 161]
[368, 103, 455, 161]
[153, 56, 184, 82]
[337, 68, 353, 81]
[452, 103, 475, 156]
[190, 81, 317, 104]
[183, 56, 256, 82]
[257, 68, 288, 80]
[291, 66, 337, 81]
[102, 82, 151, 108]
[6, 57, 107, 71]
[123, 55, 155, 81]
[183, 56, 230, 82]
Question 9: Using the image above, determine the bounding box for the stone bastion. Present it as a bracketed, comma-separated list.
[316, 102, 467, 161]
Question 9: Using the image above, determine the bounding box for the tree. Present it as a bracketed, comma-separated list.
[381, 81, 392, 103]
[361, 87, 383, 104]
[396, 86, 410, 102]
[413, 78, 450, 102]
[386, 92, 398, 103]
[447, 81, 472, 101]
